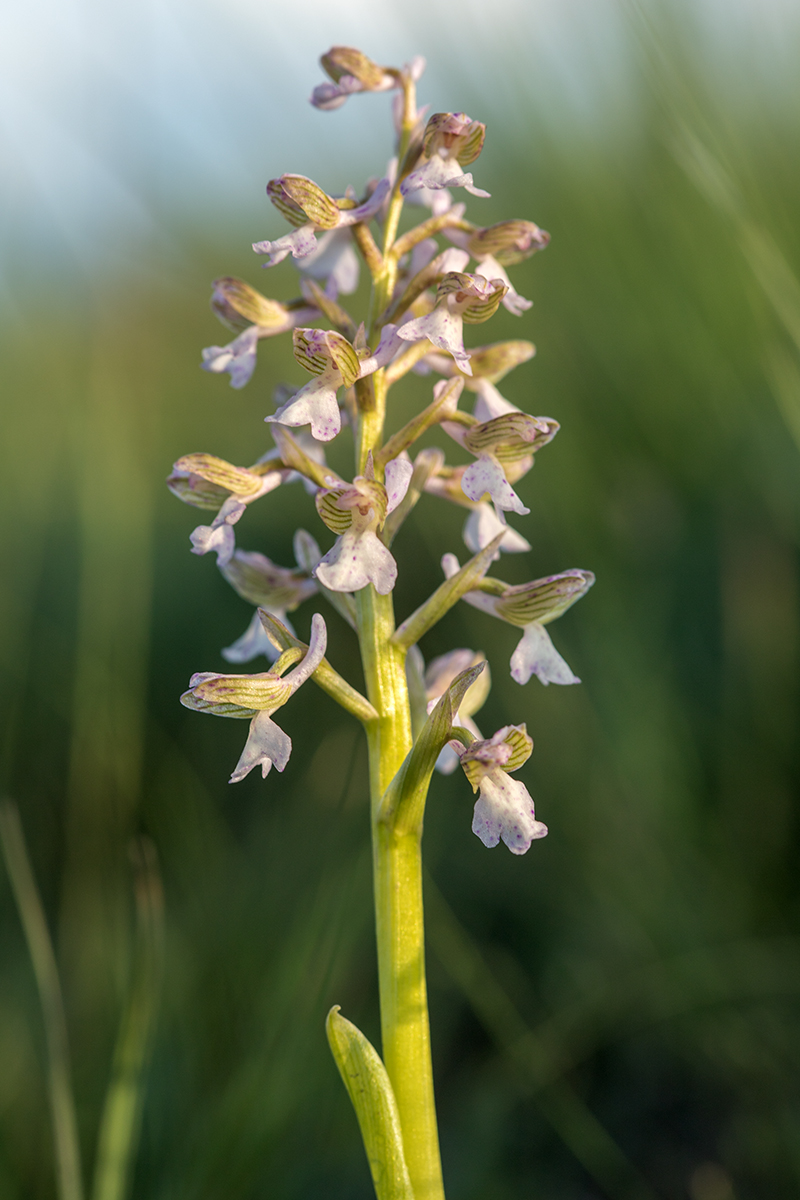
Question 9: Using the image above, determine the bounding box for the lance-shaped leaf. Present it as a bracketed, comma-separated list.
[376, 377, 463, 468]
[258, 610, 378, 723]
[379, 662, 486, 835]
[391, 532, 505, 649]
[325, 1008, 414, 1200]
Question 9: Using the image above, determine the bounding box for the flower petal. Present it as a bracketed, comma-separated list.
[201, 326, 260, 389]
[510, 622, 581, 687]
[384, 456, 414, 514]
[315, 528, 397, 594]
[229, 711, 292, 783]
[401, 154, 490, 199]
[267, 371, 342, 442]
[461, 456, 530, 516]
[397, 305, 472, 374]
[474, 255, 532, 316]
[222, 609, 288, 664]
[189, 498, 246, 566]
[252, 224, 319, 266]
[473, 379, 520, 421]
[471, 770, 547, 854]
[296, 228, 360, 295]
[463, 505, 531, 557]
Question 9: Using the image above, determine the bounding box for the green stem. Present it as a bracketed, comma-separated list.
[356, 587, 445, 1200]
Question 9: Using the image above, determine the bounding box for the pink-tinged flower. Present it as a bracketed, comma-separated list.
[168, 453, 289, 567]
[423, 649, 490, 775]
[201, 279, 318, 388]
[462, 504, 531, 558]
[442, 383, 559, 516]
[189, 496, 246, 566]
[397, 271, 508, 376]
[181, 613, 327, 783]
[295, 228, 360, 296]
[268, 325, 403, 443]
[452, 725, 547, 855]
[314, 456, 413, 594]
[219, 535, 319, 664]
[401, 112, 490, 200]
[422, 466, 530, 559]
[474, 254, 532, 317]
[310, 46, 409, 111]
[253, 176, 391, 269]
[442, 556, 594, 686]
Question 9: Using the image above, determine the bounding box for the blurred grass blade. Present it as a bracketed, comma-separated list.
[0, 800, 85, 1200]
[325, 1007, 415, 1200]
[764, 344, 800, 456]
[92, 838, 165, 1200]
[425, 876, 661, 1200]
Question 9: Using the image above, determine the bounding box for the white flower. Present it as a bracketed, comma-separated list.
[181, 613, 327, 783]
[268, 325, 404, 443]
[314, 456, 413, 594]
[452, 726, 547, 855]
[397, 271, 507, 377]
[442, 555, 594, 686]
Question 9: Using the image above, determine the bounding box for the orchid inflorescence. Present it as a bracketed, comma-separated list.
[170, 45, 593, 1199]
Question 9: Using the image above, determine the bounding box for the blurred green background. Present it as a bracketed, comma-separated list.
[2, 1, 799, 1197]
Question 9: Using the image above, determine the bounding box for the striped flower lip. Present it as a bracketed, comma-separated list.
[451, 725, 548, 855]
[396, 272, 508, 377]
[442, 555, 594, 687]
[313, 456, 413, 595]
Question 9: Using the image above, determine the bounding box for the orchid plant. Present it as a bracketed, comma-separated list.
[170, 46, 593, 1200]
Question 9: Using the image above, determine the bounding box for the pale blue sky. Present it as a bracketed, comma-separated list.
[1, 0, 797, 288]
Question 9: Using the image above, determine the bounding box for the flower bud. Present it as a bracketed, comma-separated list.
[210, 277, 292, 331]
[316, 478, 388, 535]
[320, 46, 390, 89]
[468, 221, 550, 266]
[266, 175, 341, 230]
[422, 113, 486, 165]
